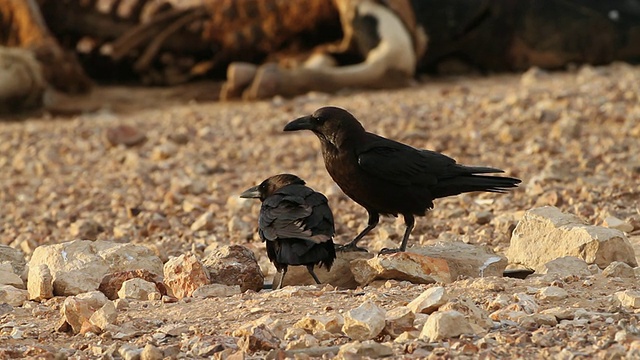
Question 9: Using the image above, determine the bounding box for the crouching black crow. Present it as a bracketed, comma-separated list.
[240, 174, 336, 288]
[284, 106, 521, 253]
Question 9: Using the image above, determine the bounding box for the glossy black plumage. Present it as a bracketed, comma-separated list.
[240, 174, 336, 288]
[284, 106, 521, 253]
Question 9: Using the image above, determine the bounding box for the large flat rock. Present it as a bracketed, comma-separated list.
[506, 206, 637, 272]
[350, 242, 506, 285]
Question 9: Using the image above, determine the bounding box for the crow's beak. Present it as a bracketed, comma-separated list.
[240, 185, 261, 199]
[283, 115, 314, 131]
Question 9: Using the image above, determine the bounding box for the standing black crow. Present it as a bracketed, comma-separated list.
[240, 174, 336, 289]
[284, 106, 521, 253]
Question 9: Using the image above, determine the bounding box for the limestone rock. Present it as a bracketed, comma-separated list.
[0, 245, 26, 275]
[69, 219, 104, 240]
[420, 310, 474, 341]
[294, 314, 344, 334]
[541, 307, 576, 320]
[602, 261, 636, 278]
[89, 301, 117, 330]
[190, 211, 214, 231]
[407, 286, 448, 314]
[61, 291, 109, 333]
[439, 297, 493, 331]
[27, 264, 53, 301]
[615, 290, 640, 308]
[604, 216, 634, 233]
[0, 263, 24, 289]
[274, 250, 372, 289]
[285, 334, 319, 350]
[542, 256, 591, 277]
[118, 344, 143, 360]
[383, 306, 415, 337]
[236, 324, 280, 353]
[28, 240, 163, 296]
[202, 245, 263, 292]
[140, 343, 164, 360]
[99, 269, 166, 300]
[507, 207, 637, 272]
[118, 278, 161, 300]
[163, 253, 210, 299]
[234, 314, 287, 340]
[342, 300, 386, 341]
[192, 284, 241, 298]
[0, 284, 28, 306]
[351, 243, 506, 285]
[337, 341, 393, 359]
[537, 286, 569, 301]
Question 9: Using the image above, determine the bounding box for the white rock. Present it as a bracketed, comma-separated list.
[140, 343, 164, 360]
[541, 307, 576, 320]
[507, 207, 637, 272]
[114, 299, 129, 310]
[514, 293, 540, 314]
[0, 245, 26, 275]
[28, 240, 163, 296]
[0, 285, 28, 306]
[61, 291, 109, 333]
[192, 284, 241, 298]
[89, 301, 117, 330]
[233, 314, 288, 340]
[190, 211, 214, 231]
[119, 344, 142, 360]
[542, 256, 591, 277]
[337, 340, 393, 358]
[69, 219, 103, 240]
[285, 334, 319, 350]
[117, 278, 159, 300]
[615, 290, 640, 308]
[407, 286, 447, 314]
[342, 300, 386, 341]
[602, 261, 636, 278]
[0, 267, 24, 289]
[351, 243, 506, 285]
[420, 310, 474, 341]
[27, 264, 53, 301]
[537, 286, 569, 301]
[604, 216, 634, 233]
[440, 297, 493, 331]
[294, 314, 344, 334]
[76, 291, 109, 308]
[384, 306, 415, 337]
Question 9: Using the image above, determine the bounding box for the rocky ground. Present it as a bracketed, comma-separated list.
[1, 63, 640, 359]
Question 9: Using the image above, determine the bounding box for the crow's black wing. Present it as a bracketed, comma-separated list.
[356, 135, 456, 186]
[356, 134, 506, 187]
[259, 185, 333, 243]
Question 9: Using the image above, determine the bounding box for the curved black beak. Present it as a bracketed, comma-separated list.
[283, 115, 314, 132]
[240, 185, 260, 199]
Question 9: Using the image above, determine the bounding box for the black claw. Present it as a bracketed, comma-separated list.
[378, 247, 403, 256]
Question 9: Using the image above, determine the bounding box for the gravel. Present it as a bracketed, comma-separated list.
[1, 63, 640, 358]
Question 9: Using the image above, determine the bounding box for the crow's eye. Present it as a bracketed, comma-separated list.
[313, 115, 326, 125]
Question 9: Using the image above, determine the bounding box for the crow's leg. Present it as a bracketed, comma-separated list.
[339, 210, 379, 252]
[306, 265, 322, 285]
[275, 267, 288, 290]
[379, 214, 414, 254]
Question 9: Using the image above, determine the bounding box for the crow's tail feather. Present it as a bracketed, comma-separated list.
[433, 168, 521, 199]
